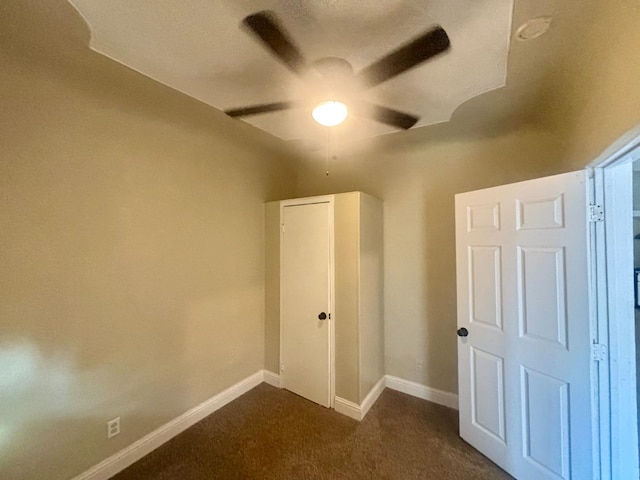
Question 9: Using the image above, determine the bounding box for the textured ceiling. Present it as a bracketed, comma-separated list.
[68, 1, 513, 146]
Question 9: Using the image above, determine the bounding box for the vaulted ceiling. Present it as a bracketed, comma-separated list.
[68, 1, 514, 147]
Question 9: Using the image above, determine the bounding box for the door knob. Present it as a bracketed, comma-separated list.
[318, 312, 327, 320]
[457, 327, 469, 337]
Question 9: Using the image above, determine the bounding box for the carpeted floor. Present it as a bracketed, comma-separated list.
[113, 383, 512, 479]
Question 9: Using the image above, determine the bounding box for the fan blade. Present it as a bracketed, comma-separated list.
[243, 11, 306, 76]
[356, 26, 450, 89]
[225, 101, 296, 117]
[353, 102, 419, 130]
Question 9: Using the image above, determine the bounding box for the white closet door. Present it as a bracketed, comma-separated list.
[281, 202, 331, 407]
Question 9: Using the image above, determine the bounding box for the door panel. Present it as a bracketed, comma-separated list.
[521, 367, 570, 479]
[467, 202, 501, 231]
[517, 246, 567, 347]
[456, 171, 592, 480]
[469, 246, 503, 330]
[516, 194, 564, 230]
[471, 347, 506, 443]
[281, 202, 331, 407]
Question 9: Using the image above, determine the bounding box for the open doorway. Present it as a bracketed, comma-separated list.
[633, 163, 640, 460]
[590, 127, 640, 479]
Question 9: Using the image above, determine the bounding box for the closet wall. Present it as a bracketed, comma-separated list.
[264, 192, 384, 405]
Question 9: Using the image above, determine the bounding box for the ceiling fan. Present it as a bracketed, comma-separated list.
[224, 11, 451, 130]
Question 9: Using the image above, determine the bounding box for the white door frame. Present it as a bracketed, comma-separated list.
[279, 195, 336, 408]
[589, 126, 640, 479]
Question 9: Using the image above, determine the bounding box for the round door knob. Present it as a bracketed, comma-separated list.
[318, 312, 327, 320]
[457, 327, 469, 337]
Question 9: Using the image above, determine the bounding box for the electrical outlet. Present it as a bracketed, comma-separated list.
[107, 417, 120, 439]
[416, 360, 424, 371]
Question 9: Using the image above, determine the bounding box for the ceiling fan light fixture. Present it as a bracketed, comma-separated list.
[312, 100, 348, 127]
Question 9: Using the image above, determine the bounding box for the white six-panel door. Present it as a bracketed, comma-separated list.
[455, 171, 593, 479]
[281, 202, 331, 407]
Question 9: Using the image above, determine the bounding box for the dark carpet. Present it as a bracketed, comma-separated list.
[112, 383, 512, 479]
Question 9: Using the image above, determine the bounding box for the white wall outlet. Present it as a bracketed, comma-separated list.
[416, 360, 424, 371]
[107, 417, 120, 439]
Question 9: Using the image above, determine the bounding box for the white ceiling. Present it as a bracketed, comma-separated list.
[68, 1, 514, 146]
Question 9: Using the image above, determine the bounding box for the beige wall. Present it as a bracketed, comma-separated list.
[333, 193, 361, 403]
[296, 128, 565, 393]
[544, 0, 640, 169]
[358, 193, 385, 402]
[0, 4, 297, 477]
[264, 201, 282, 374]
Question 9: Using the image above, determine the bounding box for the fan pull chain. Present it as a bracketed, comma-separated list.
[324, 127, 340, 177]
[325, 127, 330, 176]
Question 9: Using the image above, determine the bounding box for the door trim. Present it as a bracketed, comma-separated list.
[589, 126, 640, 479]
[279, 195, 336, 408]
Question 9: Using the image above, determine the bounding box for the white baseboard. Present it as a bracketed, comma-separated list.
[335, 375, 456, 421]
[72, 370, 457, 480]
[361, 376, 386, 418]
[263, 370, 281, 388]
[72, 370, 265, 480]
[385, 375, 459, 410]
[334, 376, 386, 421]
[334, 396, 362, 421]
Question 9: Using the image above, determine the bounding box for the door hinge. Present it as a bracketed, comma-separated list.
[592, 343, 608, 362]
[280, 363, 285, 373]
[589, 205, 604, 222]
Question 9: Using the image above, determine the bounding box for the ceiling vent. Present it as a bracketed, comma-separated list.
[516, 16, 552, 41]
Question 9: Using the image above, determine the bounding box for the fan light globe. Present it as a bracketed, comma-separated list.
[312, 101, 348, 127]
